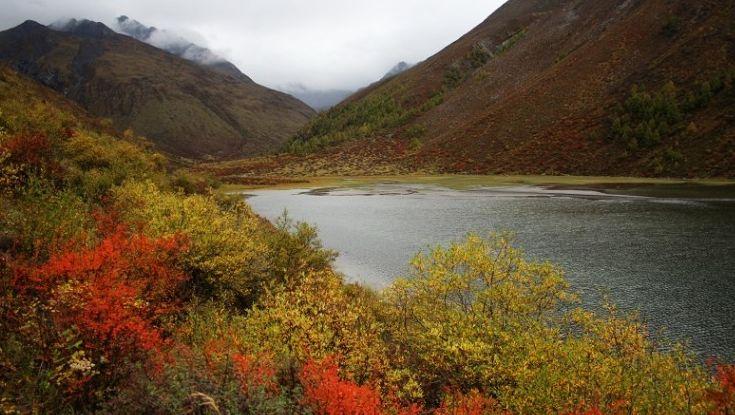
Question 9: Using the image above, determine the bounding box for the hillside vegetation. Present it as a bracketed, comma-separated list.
[1, 66, 735, 414]
[265, 0, 735, 178]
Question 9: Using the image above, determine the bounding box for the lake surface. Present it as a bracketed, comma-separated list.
[245, 183, 735, 359]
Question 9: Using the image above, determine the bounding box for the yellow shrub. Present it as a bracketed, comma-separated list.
[112, 181, 268, 306]
[62, 131, 165, 199]
[383, 234, 711, 414]
[243, 269, 390, 386]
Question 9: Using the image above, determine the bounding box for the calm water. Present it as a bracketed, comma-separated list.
[245, 183, 735, 359]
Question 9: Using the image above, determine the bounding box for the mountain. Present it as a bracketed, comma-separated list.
[283, 62, 414, 111]
[0, 20, 314, 159]
[284, 0, 735, 178]
[283, 84, 353, 111]
[380, 61, 413, 81]
[112, 16, 251, 82]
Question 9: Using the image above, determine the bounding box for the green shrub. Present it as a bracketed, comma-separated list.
[662, 15, 682, 37]
[443, 65, 464, 89]
[286, 93, 414, 154]
[404, 124, 427, 139]
[609, 82, 682, 148]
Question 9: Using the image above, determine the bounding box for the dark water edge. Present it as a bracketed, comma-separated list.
[245, 183, 735, 361]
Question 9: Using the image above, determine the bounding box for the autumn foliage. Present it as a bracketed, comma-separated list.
[12, 218, 188, 359]
[1, 68, 734, 414]
[708, 364, 735, 415]
[300, 356, 385, 415]
[233, 353, 279, 397]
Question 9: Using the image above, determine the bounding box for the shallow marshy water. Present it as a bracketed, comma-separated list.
[245, 181, 735, 359]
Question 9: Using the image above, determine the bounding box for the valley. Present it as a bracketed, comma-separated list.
[2, 0, 735, 413]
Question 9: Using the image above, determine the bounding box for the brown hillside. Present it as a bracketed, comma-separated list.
[0, 20, 314, 160]
[285, 0, 735, 178]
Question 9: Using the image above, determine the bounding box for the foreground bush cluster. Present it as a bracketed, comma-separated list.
[1, 67, 734, 414]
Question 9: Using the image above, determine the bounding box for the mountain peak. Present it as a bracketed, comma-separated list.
[381, 61, 413, 80]
[53, 18, 116, 38]
[11, 20, 49, 35]
[116, 15, 157, 40]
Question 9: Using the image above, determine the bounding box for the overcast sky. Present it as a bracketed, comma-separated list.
[0, 0, 505, 91]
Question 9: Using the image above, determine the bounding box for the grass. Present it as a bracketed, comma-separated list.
[219, 174, 735, 193]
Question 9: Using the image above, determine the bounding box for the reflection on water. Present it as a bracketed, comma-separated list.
[245, 183, 735, 359]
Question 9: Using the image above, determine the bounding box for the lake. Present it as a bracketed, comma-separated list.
[244, 181, 735, 359]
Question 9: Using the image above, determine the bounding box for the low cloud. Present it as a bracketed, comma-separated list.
[0, 0, 505, 90]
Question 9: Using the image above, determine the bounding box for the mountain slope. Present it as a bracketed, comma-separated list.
[286, 0, 735, 177]
[0, 20, 314, 159]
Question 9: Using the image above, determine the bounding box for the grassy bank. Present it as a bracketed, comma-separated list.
[219, 173, 735, 195]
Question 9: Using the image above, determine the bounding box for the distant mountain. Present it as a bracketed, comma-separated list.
[282, 62, 414, 111]
[381, 61, 413, 80]
[0, 20, 314, 159]
[283, 85, 353, 111]
[288, 0, 735, 178]
[112, 16, 251, 81]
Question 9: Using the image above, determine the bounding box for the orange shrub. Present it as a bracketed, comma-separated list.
[708, 365, 735, 415]
[300, 356, 384, 415]
[13, 220, 188, 360]
[436, 390, 500, 415]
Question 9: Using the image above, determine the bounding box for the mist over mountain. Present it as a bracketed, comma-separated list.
[111, 16, 251, 81]
[287, 62, 414, 111]
[283, 84, 353, 111]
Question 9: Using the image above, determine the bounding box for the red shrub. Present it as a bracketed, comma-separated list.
[0, 133, 63, 181]
[435, 390, 499, 415]
[232, 353, 279, 396]
[566, 408, 604, 415]
[14, 223, 188, 360]
[1, 133, 51, 165]
[709, 365, 735, 415]
[299, 356, 384, 415]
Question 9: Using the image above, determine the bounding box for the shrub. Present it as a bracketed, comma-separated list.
[15, 222, 188, 359]
[242, 269, 390, 386]
[609, 82, 682, 148]
[104, 303, 297, 414]
[112, 181, 269, 307]
[2, 219, 188, 411]
[443, 65, 464, 90]
[404, 124, 427, 140]
[0, 177, 91, 255]
[286, 93, 414, 154]
[169, 168, 220, 195]
[299, 356, 383, 415]
[383, 234, 712, 413]
[265, 213, 336, 283]
[61, 131, 165, 200]
[662, 15, 682, 37]
[435, 390, 500, 415]
[708, 365, 735, 415]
